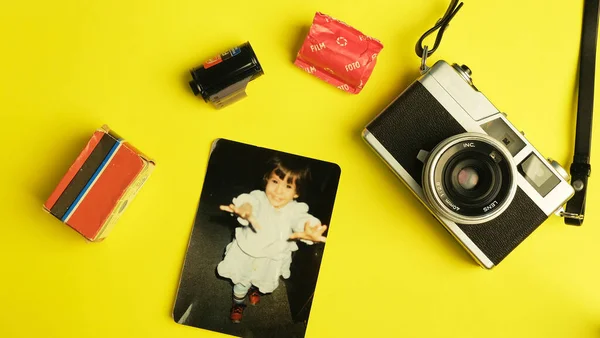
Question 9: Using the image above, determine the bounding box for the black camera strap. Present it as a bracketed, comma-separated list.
[564, 0, 600, 226]
[415, 0, 463, 59]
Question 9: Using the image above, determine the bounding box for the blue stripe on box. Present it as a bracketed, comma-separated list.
[61, 140, 122, 222]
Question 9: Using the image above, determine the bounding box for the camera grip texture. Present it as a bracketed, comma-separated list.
[366, 81, 465, 184]
[456, 188, 547, 265]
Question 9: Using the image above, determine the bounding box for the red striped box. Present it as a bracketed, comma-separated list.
[44, 125, 154, 241]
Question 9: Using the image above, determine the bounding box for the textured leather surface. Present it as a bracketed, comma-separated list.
[456, 188, 547, 265]
[366, 81, 548, 265]
[366, 81, 465, 184]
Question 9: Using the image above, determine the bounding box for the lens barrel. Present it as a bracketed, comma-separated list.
[422, 133, 517, 224]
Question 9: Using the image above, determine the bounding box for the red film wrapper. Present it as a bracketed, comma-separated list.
[294, 12, 384, 94]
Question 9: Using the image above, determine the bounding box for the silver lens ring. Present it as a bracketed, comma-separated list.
[422, 133, 518, 224]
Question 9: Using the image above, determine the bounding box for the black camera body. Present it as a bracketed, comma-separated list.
[363, 60, 574, 268]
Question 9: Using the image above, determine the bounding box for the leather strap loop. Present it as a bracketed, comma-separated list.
[564, 0, 599, 225]
[415, 0, 464, 58]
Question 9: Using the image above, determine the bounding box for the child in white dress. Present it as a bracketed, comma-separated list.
[217, 156, 328, 323]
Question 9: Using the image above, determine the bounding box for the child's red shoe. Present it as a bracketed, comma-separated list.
[249, 288, 261, 306]
[230, 304, 246, 323]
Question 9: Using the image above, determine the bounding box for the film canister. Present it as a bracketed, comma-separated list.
[189, 42, 264, 109]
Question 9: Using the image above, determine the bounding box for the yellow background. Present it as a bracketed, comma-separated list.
[0, 0, 598, 337]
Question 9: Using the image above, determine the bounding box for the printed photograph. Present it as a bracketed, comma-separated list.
[173, 139, 341, 338]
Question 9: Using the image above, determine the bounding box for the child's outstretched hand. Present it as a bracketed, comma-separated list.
[219, 203, 262, 230]
[289, 220, 327, 243]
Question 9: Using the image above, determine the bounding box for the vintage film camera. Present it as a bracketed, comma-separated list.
[361, 0, 600, 268]
[363, 59, 574, 268]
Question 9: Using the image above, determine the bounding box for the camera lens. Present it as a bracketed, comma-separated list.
[457, 167, 479, 190]
[422, 133, 517, 224]
[443, 153, 505, 210]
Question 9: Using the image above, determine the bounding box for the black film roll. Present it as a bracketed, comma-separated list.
[189, 42, 264, 109]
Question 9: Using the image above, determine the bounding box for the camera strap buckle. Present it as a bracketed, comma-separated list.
[563, 0, 599, 226]
[420, 46, 431, 74]
[561, 211, 585, 221]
